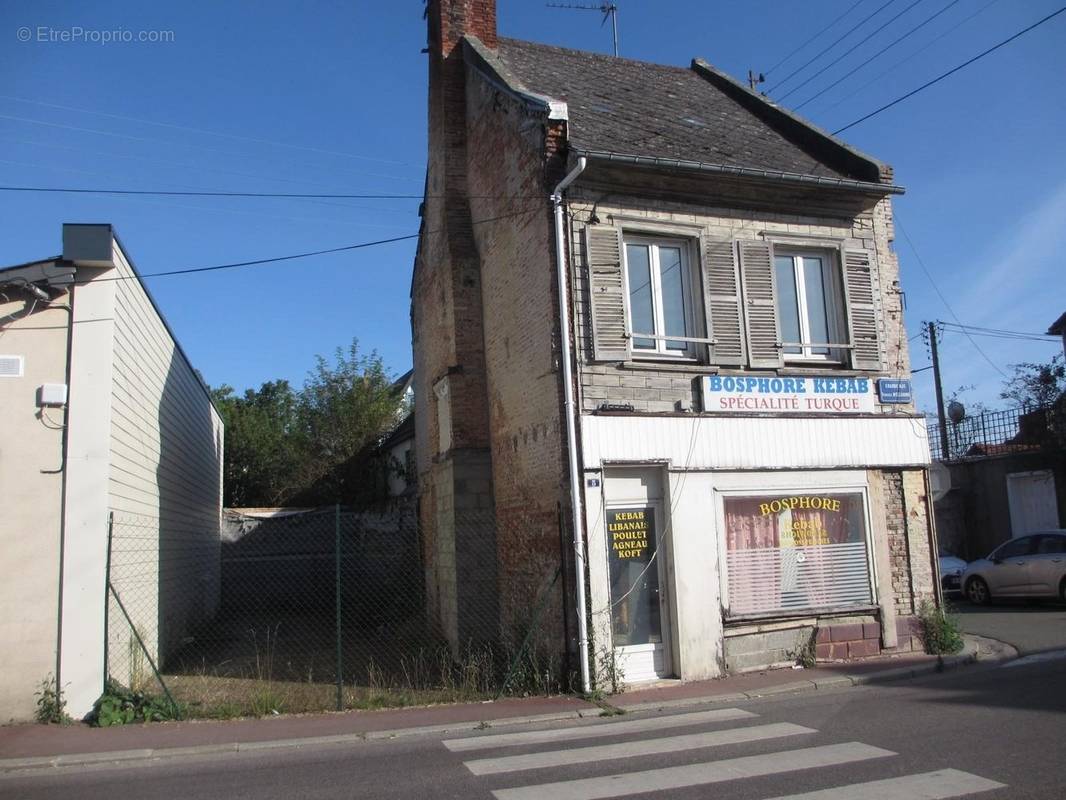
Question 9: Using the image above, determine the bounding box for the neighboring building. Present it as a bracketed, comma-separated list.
[413, 0, 934, 687]
[381, 413, 416, 498]
[933, 405, 1065, 561]
[1048, 310, 1066, 358]
[0, 224, 223, 721]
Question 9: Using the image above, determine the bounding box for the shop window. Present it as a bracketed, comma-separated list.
[723, 492, 872, 617]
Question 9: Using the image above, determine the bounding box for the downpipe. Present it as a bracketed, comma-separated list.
[552, 156, 591, 695]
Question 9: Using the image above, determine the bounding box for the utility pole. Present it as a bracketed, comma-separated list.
[928, 321, 950, 460]
[748, 70, 765, 91]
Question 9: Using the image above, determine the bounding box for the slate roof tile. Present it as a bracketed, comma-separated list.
[494, 37, 855, 180]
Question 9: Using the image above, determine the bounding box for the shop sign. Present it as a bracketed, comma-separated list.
[606, 506, 662, 646]
[702, 375, 877, 413]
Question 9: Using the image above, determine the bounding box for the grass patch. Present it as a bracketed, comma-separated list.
[917, 600, 965, 655]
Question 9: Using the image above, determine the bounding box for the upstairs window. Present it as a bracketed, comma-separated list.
[773, 250, 846, 362]
[623, 237, 699, 358]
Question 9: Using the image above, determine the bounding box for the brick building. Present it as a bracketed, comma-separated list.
[412, 0, 936, 689]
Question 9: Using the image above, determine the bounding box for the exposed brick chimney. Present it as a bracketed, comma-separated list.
[427, 0, 497, 57]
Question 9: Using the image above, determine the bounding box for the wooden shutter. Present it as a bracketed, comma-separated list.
[739, 240, 783, 368]
[585, 225, 630, 361]
[701, 237, 746, 366]
[842, 249, 882, 371]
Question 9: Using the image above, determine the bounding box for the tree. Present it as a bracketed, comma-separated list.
[999, 353, 1066, 408]
[211, 380, 307, 507]
[211, 339, 405, 508]
[293, 342, 401, 506]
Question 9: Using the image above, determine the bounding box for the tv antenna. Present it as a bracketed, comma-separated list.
[547, 2, 619, 56]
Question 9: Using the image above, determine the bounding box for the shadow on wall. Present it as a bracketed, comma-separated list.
[155, 346, 223, 669]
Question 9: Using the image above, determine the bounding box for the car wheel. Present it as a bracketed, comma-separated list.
[966, 577, 991, 605]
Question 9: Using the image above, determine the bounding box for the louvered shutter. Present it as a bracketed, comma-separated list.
[585, 225, 630, 361]
[842, 249, 882, 371]
[701, 237, 746, 366]
[739, 240, 783, 368]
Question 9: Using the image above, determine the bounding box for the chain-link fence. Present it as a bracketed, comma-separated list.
[105, 507, 568, 719]
[927, 404, 1064, 461]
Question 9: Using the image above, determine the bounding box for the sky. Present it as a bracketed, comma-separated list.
[2, 1, 1064, 414]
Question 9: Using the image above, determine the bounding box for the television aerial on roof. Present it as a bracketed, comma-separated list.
[546, 2, 619, 57]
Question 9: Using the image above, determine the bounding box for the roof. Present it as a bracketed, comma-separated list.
[380, 412, 414, 450]
[484, 37, 890, 187]
[1048, 311, 1066, 335]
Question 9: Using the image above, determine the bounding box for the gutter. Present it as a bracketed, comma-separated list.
[552, 156, 591, 695]
[574, 149, 905, 196]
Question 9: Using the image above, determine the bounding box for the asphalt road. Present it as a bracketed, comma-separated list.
[3, 656, 1065, 800]
[952, 598, 1066, 654]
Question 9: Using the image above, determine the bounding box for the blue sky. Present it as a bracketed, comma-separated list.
[2, 1, 1063, 413]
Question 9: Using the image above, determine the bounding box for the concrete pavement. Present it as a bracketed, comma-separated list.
[953, 600, 1066, 655]
[0, 635, 1011, 773]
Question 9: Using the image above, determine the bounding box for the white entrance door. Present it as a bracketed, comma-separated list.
[606, 503, 671, 683]
[1007, 471, 1059, 535]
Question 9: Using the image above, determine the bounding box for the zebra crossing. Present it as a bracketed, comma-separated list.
[442, 706, 1006, 800]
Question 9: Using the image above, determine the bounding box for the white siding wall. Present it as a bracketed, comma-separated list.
[106, 241, 223, 687]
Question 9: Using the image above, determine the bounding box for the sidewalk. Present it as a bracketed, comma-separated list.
[0, 635, 1010, 771]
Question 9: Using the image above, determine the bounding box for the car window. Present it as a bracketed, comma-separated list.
[1035, 535, 1066, 555]
[994, 537, 1033, 559]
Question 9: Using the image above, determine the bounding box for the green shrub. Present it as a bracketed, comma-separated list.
[917, 601, 964, 655]
[89, 680, 183, 726]
[35, 675, 72, 724]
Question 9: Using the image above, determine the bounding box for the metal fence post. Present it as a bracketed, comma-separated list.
[103, 511, 113, 690]
[335, 503, 343, 711]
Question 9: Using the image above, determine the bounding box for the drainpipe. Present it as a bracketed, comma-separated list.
[552, 156, 590, 694]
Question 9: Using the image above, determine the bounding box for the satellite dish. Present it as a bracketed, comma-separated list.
[929, 461, 951, 502]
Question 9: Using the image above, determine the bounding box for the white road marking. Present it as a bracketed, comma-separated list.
[441, 708, 756, 752]
[1001, 649, 1066, 668]
[761, 768, 1006, 799]
[465, 722, 815, 775]
[490, 742, 895, 800]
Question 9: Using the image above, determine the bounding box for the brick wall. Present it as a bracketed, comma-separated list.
[882, 467, 936, 648]
[463, 64, 570, 649]
[412, 0, 499, 653]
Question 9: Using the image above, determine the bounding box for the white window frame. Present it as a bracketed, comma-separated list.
[621, 235, 702, 360]
[713, 473, 878, 622]
[773, 248, 847, 364]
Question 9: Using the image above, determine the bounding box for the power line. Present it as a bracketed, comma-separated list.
[938, 322, 1058, 343]
[763, 0, 871, 76]
[777, 0, 925, 103]
[0, 96, 416, 167]
[794, 0, 962, 111]
[767, 0, 900, 94]
[84, 206, 544, 282]
[832, 5, 1066, 134]
[811, 0, 1002, 116]
[896, 216, 1008, 378]
[0, 186, 547, 201]
[0, 113, 419, 184]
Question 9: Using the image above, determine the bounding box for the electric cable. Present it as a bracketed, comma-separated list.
[832, 5, 1066, 134]
[767, 0, 901, 94]
[896, 216, 1008, 378]
[793, 0, 962, 111]
[809, 0, 1002, 116]
[763, 0, 872, 77]
[777, 0, 925, 103]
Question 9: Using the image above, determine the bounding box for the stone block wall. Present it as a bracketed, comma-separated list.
[566, 190, 910, 415]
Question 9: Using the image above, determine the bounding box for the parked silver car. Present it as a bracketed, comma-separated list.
[962, 530, 1066, 605]
[938, 552, 968, 597]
